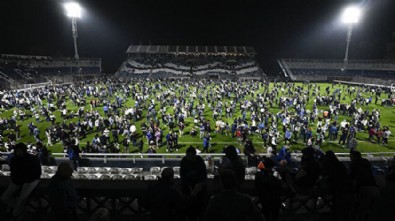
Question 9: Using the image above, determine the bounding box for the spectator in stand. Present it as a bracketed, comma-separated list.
[1, 143, 42, 219]
[204, 169, 265, 221]
[275, 146, 292, 166]
[180, 146, 207, 221]
[144, 168, 185, 221]
[255, 157, 282, 221]
[294, 147, 321, 194]
[349, 150, 380, 221]
[221, 145, 245, 188]
[322, 151, 353, 221]
[48, 162, 78, 221]
[67, 140, 81, 171]
[368, 157, 395, 220]
[244, 140, 259, 167]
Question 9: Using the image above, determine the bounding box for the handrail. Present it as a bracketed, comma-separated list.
[1, 152, 394, 158]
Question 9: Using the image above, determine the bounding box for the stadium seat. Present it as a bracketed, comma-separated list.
[40, 174, 52, 179]
[74, 174, 87, 179]
[121, 168, 133, 174]
[110, 168, 121, 174]
[173, 167, 180, 174]
[1, 164, 10, 172]
[100, 175, 111, 180]
[111, 174, 123, 180]
[98, 167, 111, 174]
[245, 167, 257, 175]
[124, 174, 139, 180]
[88, 167, 98, 174]
[144, 175, 157, 180]
[245, 175, 255, 180]
[42, 166, 54, 174]
[41, 166, 49, 172]
[49, 166, 58, 173]
[132, 168, 143, 174]
[77, 167, 88, 174]
[88, 175, 99, 180]
[150, 167, 161, 174]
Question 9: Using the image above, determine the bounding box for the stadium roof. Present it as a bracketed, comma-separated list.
[126, 45, 257, 56]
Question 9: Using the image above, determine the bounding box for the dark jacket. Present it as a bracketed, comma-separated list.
[10, 153, 42, 185]
[145, 180, 184, 221]
[48, 174, 78, 218]
[350, 158, 376, 189]
[204, 190, 265, 221]
[180, 155, 207, 189]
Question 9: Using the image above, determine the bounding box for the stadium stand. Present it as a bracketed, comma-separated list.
[116, 45, 265, 80]
[0, 54, 102, 89]
[279, 58, 395, 84]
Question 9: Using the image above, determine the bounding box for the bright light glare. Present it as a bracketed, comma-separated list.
[341, 7, 361, 24]
[64, 2, 81, 18]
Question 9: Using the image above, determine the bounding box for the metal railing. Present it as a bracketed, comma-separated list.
[2, 151, 394, 160]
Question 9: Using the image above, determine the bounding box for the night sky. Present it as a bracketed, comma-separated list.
[1, 0, 394, 73]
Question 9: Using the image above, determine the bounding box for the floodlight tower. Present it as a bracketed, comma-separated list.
[341, 6, 361, 69]
[64, 2, 81, 61]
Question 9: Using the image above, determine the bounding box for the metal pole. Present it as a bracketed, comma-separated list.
[71, 17, 80, 80]
[71, 17, 79, 60]
[343, 24, 353, 69]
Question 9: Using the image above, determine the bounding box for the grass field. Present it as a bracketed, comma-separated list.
[1, 82, 394, 154]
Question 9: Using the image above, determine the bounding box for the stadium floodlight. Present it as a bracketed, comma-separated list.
[64, 2, 81, 61]
[65, 2, 81, 18]
[341, 6, 362, 69]
[341, 7, 361, 24]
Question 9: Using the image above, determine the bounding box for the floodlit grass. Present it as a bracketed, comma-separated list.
[1, 82, 394, 154]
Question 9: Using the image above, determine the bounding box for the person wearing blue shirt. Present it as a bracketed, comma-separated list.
[203, 136, 210, 153]
[103, 105, 109, 116]
[284, 129, 292, 145]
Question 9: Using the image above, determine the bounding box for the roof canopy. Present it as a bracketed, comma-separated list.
[126, 45, 257, 55]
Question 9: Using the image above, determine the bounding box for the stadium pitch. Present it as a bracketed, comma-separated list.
[0, 81, 394, 155]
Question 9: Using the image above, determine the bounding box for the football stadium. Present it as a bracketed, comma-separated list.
[0, 0, 395, 221]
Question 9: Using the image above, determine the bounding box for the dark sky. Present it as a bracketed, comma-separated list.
[1, 0, 394, 73]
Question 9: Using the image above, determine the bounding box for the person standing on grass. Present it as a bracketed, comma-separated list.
[203, 135, 210, 153]
[382, 127, 391, 145]
[338, 125, 349, 146]
[348, 137, 358, 151]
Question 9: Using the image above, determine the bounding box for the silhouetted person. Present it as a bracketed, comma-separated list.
[204, 169, 265, 221]
[349, 151, 379, 221]
[294, 147, 321, 194]
[48, 162, 78, 221]
[180, 146, 207, 221]
[255, 158, 282, 221]
[368, 157, 395, 221]
[144, 168, 185, 221]
[322, 151, 353, 221]
[221, 145, 245, 188]
[1, 143, 41, 219]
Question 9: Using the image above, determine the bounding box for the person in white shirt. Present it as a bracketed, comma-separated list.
[46, 130, 52, 146]
[266, 146, 273, 157]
